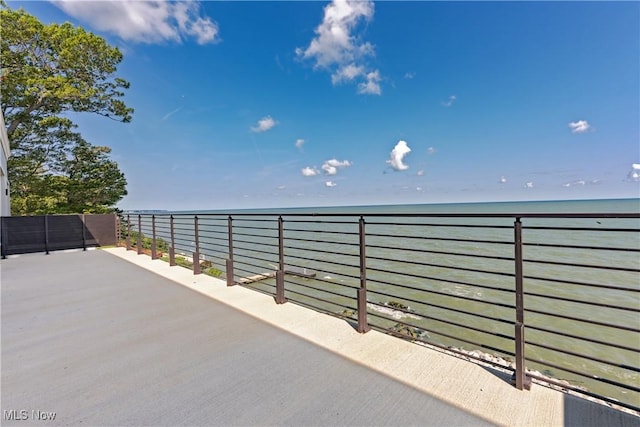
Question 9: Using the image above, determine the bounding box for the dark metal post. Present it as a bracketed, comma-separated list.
[275, 216, 286, 304]
[226, 216, 235, 286]
[513, 217, 531, 390]
[1, 217, 7, 259]
[126, 214, 131, 250]
[357, 216, 370, 333]
[193, 216, 201, 275]
[116, 215, 120, 245]
[151, 215, 158, 259]
[169, 215, 176, 266]
[44, 215, 50, 255]
[137, 215, 142, 255]
[81, 214, 87, 251]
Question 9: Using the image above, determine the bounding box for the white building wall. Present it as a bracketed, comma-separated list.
[0, 109, 11, 217]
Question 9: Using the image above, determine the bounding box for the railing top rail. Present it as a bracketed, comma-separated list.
[123, 212, 640, 219]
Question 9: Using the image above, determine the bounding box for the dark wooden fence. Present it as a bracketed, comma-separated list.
[0, 214, 117, 257]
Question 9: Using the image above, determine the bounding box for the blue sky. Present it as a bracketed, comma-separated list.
[10, 1, 640, 210]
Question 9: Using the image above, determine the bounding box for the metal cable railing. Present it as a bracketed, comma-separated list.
[121, 211, 640, 412]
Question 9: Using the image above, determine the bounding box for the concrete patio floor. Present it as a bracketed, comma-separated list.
[1, 248, 638, 426]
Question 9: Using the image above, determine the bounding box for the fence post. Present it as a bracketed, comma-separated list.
[151, 215, 158, 260]
[275, 216, 286, 304]
[513, 217, 531, 390]
[169, 215, 176, 266]
[44, 215, 50, 255]
[1, 217, 6, 259]
[126, 214, 131, 250]
[137, 215, 142, 255]
[115, 214, 120, 245]
[226, 216, 235, 286]
[81, 214, 87, 251]
[193, 216, 201, 275]
[357, 216, 370, 333]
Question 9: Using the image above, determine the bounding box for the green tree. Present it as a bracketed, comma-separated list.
[0, 5, 133, 215]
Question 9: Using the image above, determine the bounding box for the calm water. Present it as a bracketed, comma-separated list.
[143, 198, 640, 407]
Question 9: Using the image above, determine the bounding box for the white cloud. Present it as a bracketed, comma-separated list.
[295, 139, 305, 149]
[417, 170, 425, 176]
[499, 176, 507, 184]
[251, 116, 278, 133]
[322, 158, 352, 175]
[568, 120, 591, 134]
[404, 72, 415, 79]
[277, 185, 286, 190]
[325, 181, 337, 187]
[627, 163, 640, 182]
[563, 179, 587, 187]
[427, 146, 437, 155]
[52, 0, 220, 45]
[525, 181, 534, 188]
[332, 63, 365, 84]
[442, 95, 456, 107]
[301, 166, 320, 177]
[296, 0, 381, 95]
[387, 140, 411, 171]
[357, 70, 382, 95]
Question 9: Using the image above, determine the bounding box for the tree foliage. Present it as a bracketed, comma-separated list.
[0, 6, 133, 215]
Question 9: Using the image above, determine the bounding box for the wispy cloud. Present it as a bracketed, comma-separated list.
[563, 179, 601, 187]
[325, 181, 337, 187]
[442, 95, 456, 107]
[295, 139, 306, 149]
[427, 146, 437, 155]
[499, 176, 507, 184]
[301, 166, 320, 177]
[568, 120, 592, 134]
[161, 107, 182, 121]
[296, 0, 381, 95]
[322, 158, 352, 175]
[52, 0, 220, 45]
[525, 181, 534, 188]
[404, 72, 415, 79]
[417, 170, 425, 176]
[387, 140, 411, 171]
[251, 116, 278, 133]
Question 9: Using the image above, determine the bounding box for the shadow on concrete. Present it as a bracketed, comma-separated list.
[564, 393, 640, 427]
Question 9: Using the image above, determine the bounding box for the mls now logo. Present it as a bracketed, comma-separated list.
[3, 410, 28, 420]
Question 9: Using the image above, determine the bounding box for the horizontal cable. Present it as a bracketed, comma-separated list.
[523, 291, 640, 312]
[526, 341, 639, 373]
[367, 243, 515, 262]
[367, 288, 513, 325]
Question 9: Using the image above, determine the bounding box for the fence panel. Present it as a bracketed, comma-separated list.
[1, 214, 117, 257]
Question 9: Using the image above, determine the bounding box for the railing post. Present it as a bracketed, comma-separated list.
[357, 216, 370, 333]
[126, 214, 131, 250]
[513, 217, 531, 390]
[226, 216, 235, 286]
[193, 216, 201, 275]
[44, 215, 50, 255]
[137, 215, 142, 255]
[275, 216, 286, 304]
[81, 214, 87, 251]
[169, 215, 176, 266]
[151, 215, 158, 259]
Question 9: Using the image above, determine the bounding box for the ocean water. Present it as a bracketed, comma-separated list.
[138, 198, 640, 407]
